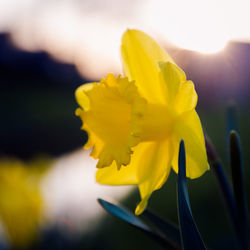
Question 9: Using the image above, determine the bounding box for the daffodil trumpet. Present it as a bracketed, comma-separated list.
[75, 29, 209, 215]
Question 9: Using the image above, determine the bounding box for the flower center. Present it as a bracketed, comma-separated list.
[131, 103, 176, 143]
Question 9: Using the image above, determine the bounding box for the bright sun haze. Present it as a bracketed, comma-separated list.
[144, 0, 250, 54]
[1, 0, 250, 78]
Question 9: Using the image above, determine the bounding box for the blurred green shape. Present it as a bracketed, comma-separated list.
[230, 131, 249, 249]
[226, 102, 238, 136]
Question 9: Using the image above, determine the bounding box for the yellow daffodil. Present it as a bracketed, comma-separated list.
[0, 159, 45, 248]
[75, 29, 209, 215]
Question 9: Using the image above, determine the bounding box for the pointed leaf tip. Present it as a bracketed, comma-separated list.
[97, 198, 150, 231]
[178, 140, 186, 179]
[227, 102, 238, 135]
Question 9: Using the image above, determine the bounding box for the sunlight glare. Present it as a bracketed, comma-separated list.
[2, 0, 250, 78]
[144, 0, 245, 53]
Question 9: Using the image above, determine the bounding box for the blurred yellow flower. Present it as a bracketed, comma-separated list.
[0, 159, 45, 248]
[76, 29, 209, 215]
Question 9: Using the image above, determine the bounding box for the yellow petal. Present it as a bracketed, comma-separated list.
[159, 62, 197, 113]
[135, 139, 174, 215]
[159, 61, 186, 105]
[121, 29, 174, 104]
[76, 74, 145, 169]
[96, 161, 137, 185]
[96, 142, 152, 185]
[135, 103, 175, 142]
[174, 80, 197, 114]
[75, 82, 94, 111]
[171, 110, 209, 179]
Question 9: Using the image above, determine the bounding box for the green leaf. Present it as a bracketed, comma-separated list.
[177, 140, 206, 250]
[143, 209, 181, 248]
[205, 136, 244, 249]
[98, 198, 179, 249]
[230, 131, 249, 249]
[226, 102, 238, 136]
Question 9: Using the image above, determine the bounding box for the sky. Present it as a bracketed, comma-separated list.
[1, 0, 250, 79]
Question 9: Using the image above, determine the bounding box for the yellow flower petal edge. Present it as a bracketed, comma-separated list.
[75, 29, 209, 215]
[121, 29, 174, 104]
[75, 73, 146, 169]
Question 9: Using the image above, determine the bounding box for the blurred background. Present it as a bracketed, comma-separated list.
[0, 0, 250, 249]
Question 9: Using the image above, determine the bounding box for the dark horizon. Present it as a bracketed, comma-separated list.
[1, 32, 249, 159]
